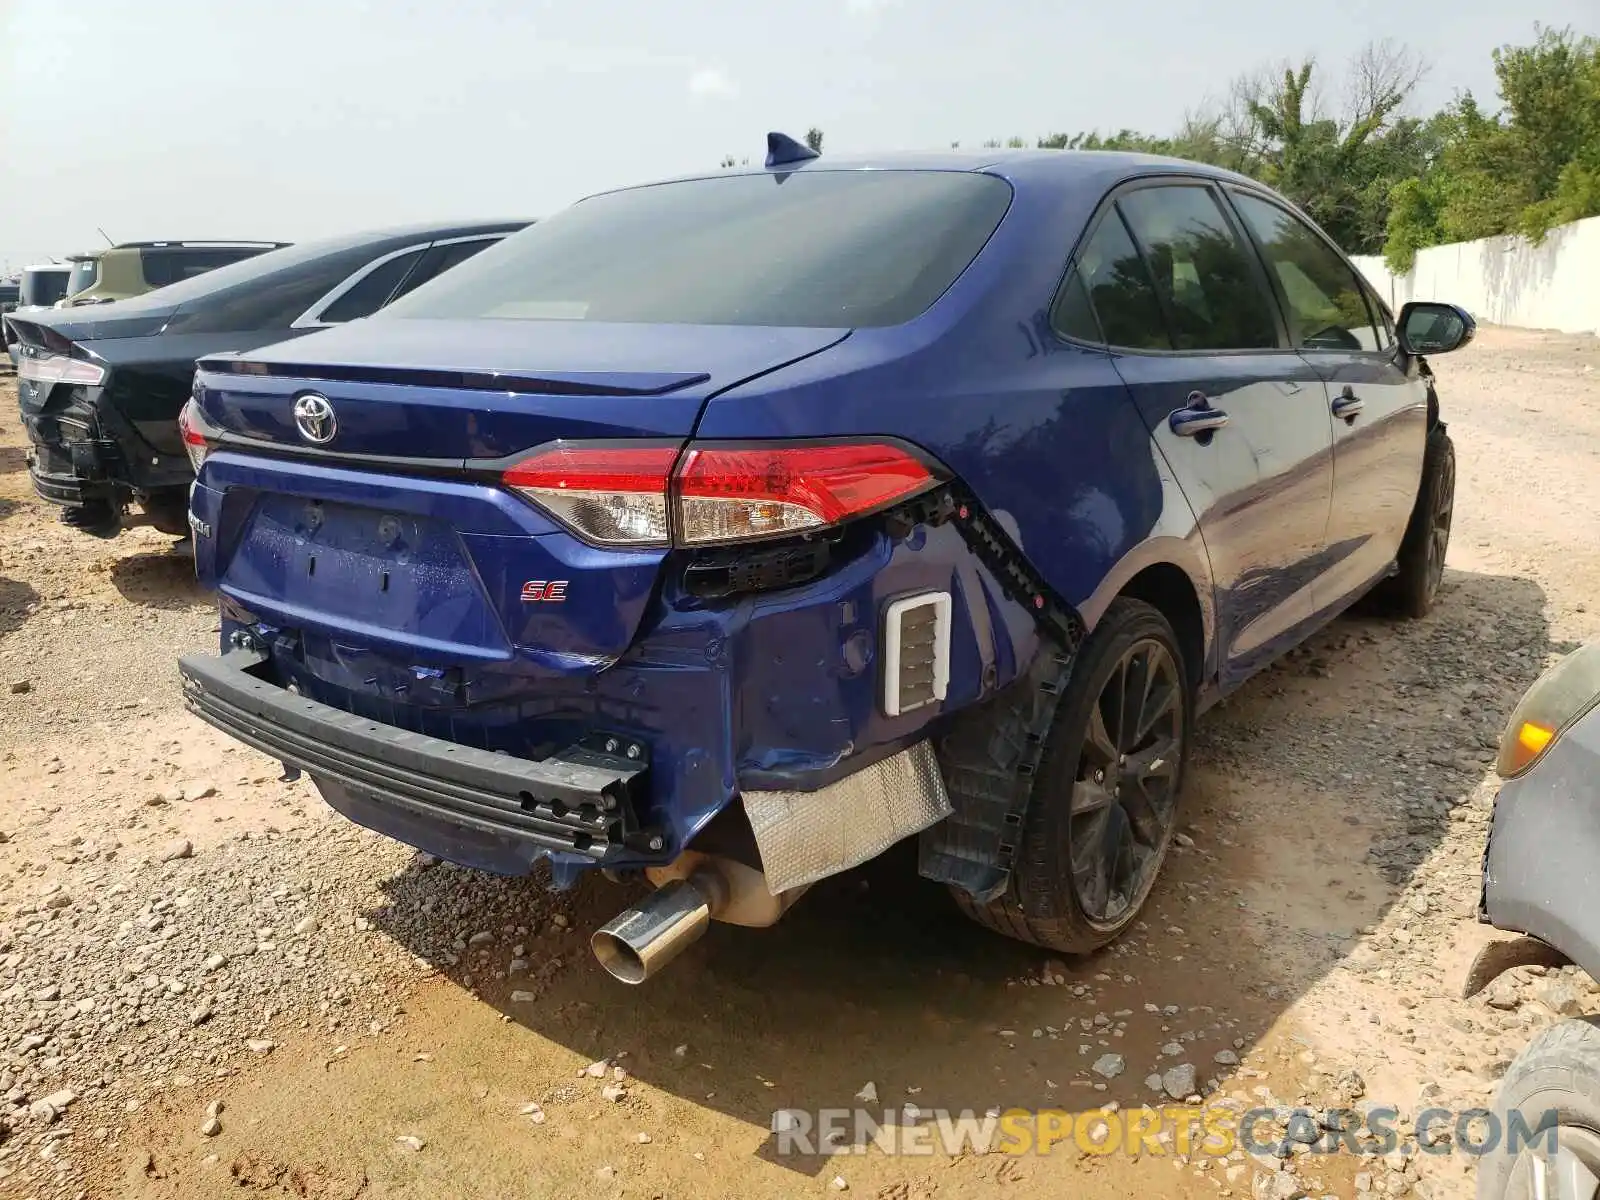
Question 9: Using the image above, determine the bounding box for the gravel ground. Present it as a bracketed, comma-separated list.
[0, 326, 1597, 1200]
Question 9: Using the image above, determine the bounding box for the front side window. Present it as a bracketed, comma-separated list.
[1116, 185, 1280, 352]
[381, 171, 1012, 329]
[1230, 192, 1382, 352]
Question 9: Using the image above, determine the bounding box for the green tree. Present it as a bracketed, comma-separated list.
[1026, 43, 1430, 254]
[1384, 26, 1600, 266]
[1241, 44, 1430, 253]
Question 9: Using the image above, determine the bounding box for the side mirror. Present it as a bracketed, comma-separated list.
[1397, 301, 1475, 356]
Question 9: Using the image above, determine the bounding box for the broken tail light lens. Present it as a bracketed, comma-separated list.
[673, 443, 936, 545]
[501, 440, 939, 549]
[502, 443, 678, 547]
[178, 400, 210, 474]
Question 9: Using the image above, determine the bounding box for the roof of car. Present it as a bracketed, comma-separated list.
[302, 219, 532, 243]
[65, 220, 534, 316]
[604, 148, 1265, 198]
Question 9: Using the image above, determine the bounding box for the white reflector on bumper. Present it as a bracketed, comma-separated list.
[882, 591, 951, 717]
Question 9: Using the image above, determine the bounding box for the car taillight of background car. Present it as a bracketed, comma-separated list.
[178, 399, 211, 474]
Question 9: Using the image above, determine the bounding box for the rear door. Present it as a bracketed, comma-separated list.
[1086, 180, 1336, 687]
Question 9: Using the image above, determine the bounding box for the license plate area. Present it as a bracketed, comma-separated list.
[235, 496, 509, 653]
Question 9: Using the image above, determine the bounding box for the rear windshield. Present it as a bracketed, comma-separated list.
[140, 246, 273, 288]
[20, 268, 70, 307]
[380, 171, 1013, 329]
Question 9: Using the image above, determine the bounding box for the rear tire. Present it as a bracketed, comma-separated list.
[951, 597, 1192, 954]
[1476, 1017, 1600, 1200]
[60, 499, 121, 539]
[1371, 425, 1454, 619]
[140, 489, 191, 537]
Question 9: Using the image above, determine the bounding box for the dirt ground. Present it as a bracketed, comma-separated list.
[1, 326, 1598, 1200]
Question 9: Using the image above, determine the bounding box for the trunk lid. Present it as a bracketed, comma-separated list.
[198, 318, 848, 460]
[192, 318, 850, 674]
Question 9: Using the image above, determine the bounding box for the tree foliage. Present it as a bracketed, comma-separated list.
[987, 41, 1434, 257]
[974, 28, 1600, 269]
[1384, 27, 1600, 268]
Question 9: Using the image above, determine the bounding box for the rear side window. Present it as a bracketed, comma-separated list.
[381, 172, 1012, 328]
[1230, 192, 1382, 352]
[317, 248, 427, 323]
[1057, 212, 1170, 349]
[1117, 186, 1279, 351]
[390, 237, 499, 303]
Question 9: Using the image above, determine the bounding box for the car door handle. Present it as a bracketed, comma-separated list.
[1332, 388, 1364, 421]
[1169, 393, 1229, 438]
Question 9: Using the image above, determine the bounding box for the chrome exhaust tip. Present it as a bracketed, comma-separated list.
[591, 871, 727, 985]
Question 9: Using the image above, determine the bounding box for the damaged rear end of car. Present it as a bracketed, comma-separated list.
[11, 308, 190, 517]
[178, 161, 1076, 982]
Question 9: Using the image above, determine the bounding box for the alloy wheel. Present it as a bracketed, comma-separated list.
[1068, 637, 1184, 927]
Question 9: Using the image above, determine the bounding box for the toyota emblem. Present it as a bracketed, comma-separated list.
[292, 393, 337, 444]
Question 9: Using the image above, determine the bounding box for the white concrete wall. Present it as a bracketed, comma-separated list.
[1350, 214, 1600, 336]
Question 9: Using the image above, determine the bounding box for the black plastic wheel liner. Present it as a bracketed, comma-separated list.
[910, 486, 1086, 902]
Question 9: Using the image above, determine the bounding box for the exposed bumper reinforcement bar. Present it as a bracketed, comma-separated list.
[28, 463, 114, 507]
[177, 648, 654, 860]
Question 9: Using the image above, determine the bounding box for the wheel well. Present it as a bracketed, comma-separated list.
[1120, 564, 1205, 693]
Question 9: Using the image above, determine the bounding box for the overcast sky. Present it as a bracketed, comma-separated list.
[2, 0, 1593, 270]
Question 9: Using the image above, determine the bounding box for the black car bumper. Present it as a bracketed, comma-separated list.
[19, 379, 191, 507]
[1482, 704, 1600, 984]
[178, 647, 660, 865]
[27, 442, 124, 507]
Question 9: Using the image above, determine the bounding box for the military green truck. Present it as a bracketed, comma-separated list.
[60, 240, 287, 306]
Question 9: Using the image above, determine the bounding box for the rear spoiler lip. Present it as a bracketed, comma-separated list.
[4, 316, 111, 363]
[4, 310, 173, 348]
[195, 356, 711, 398]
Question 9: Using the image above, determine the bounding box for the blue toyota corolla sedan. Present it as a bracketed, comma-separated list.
[172, 134, 1474, 982]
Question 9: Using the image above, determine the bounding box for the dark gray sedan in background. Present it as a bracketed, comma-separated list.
[5, 219, 529, 538]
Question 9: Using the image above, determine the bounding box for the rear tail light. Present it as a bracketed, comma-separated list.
[503, 444, 677, 547]
[501, 440, 939, 548]
[178, 400, 210, 473]
[16, 349, 106, 387]
[674, 443, 935, 545]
